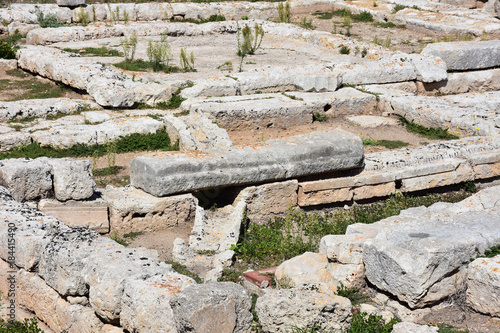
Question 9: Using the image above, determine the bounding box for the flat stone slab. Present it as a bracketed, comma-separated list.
[0, 98, 100, 122]
[388, 91, 500, 136]
[130, 130, 364, 197]
[422, 40, 500, 71]
[347, 115, 399, 128]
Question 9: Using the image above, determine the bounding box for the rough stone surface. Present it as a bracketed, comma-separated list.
[0, 98, 99, 122]
[0, 59, 17, 71]
[38, 198, 109, 234]
[102, 186, 197, 234]
[392, 322, 439, 333]
[120, 272, 195, 333]
[17, 269, 104, 333]
[363, 209, 500, 308]
[131, 130, 364, 197]
[275, 252, 338, 293]
[57, 0, 85, 7]
[0, 158, 53, 202]
[170, 282, 253, 333]
[42, 158, 96, 201]
[466, 255, 500, 317]
[422, 40, 500, 71]
[234, 180, 298, 224]
[255, 287, 352, 333]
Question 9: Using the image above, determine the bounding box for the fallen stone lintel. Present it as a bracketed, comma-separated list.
[130, 130, 364, 197]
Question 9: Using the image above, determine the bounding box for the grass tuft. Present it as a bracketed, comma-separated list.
[398, 117, 459, 140]
[63, 47, 122, 57]
[165, 260, 203, 283]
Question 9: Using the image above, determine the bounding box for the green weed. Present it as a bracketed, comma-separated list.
[335, 283, 368, 306]
[165, 261, 203, 283]
[93, 165, 122, 177]
[175, 14, 225, 24]
[299, 17, 314, 29]
[0, 129, 178, 160]
[313, 112, 328, 122]
[123, 231, 144, 239]
[277, 1, 291, 23]
[353, 11, 373, 22]
[349, 312, 398, 333]
[372, 22, 405, 29]
[5, 68, 29, 78]
[437, 324, 469, 333]
[37, 11, 64, 28]
[398, 117, 459, 140]
[180, 48, 195, 72]
[362, 137, 409, 149]
[392, 4, 408, 13]
[111, 233, 129, 246]
[62, 47, 122, 57]
[339, 45, 350, 54]
[0, 77, 71, 101]
[0, 317, 43, 333]
[0, 39, 17, 59]
[147, 31, 172, 72]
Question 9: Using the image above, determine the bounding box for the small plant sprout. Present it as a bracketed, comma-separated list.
[120, 32, 138, 62]
[339, 45, 350, 54]
[78, 8, 89, 26]
[147, 31, 172, 72]
[277, 1, 291, 23]
[236, 22, 265, 72]
[180, 48, 195, 72]
[123, 10, 129, 24]
[299, 17, 314, 29]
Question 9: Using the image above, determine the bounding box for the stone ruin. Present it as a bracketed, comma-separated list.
[0, 0, 499, 331]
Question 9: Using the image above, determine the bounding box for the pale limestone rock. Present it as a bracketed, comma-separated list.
[255, 287, 352, 333]
[38, 199, 109, 234]
[234, 180, 298, 224]
[298, 187, 353, 207]
[120, 272, 196, 333]
[131, 130, 364, 197]
[0, 158, 52, 202]
[102, 186, 197, 235]
[466, 255, 500, 317]
[392, 322, 439, 333]
[170, 282, 253, 333]
[275, 252, 338, 293]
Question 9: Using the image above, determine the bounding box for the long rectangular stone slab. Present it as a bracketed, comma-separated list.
[130, 130, 364, 197]
[181, 89, 377, 130]
[422, 40, 500, 71]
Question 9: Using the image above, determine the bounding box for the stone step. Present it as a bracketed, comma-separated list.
[130, 129, 364, 197]
[422, 40, 500, 71]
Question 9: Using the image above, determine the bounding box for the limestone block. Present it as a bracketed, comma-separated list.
[363, 209, 500, 308]
[297, 187, 353, 207]
[392, 322, 439, 333]
[42, 158, 96, 201]
[82, 247, 168, 323]
[131, 130, 364, 197]
[38, 228, 121, 297]
[170, 282, 253, 333]
[102, 186, 197, 234]
[120, 273, 195, 333]
[0, 158, 53, 202]
[0, 59, 17, 71]
[17, 270, 103, 333]
[57, 0, 85, 7]
[466, 255, 500, 317]
[422, 40, 500, 71]
[0, 131, 32, 153]
[400, 163, 474, 192]
[275, 252, 337, 293]
[234, 180, 298, 223]
[353, 182, 395, 200]
[38, 199, 109, 234]
[320, 233, 370, 265]
[255, 288, 352, 333]
[473, 161, 500, 179]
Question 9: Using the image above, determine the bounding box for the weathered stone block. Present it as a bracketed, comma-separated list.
[401, 163, 474, 192]
[466, 255, 500, 317]
[235, 180, 298, 223]
[170, 282, 253, 333]
[38, 199, 109, 234]
[0, 158, 52, 202]
[102, 186, 197, 234]
[353, 182, 395, 201]
[422, 41, 500, 71]
[298, 187, 353, 207]
[255, 288, 352, 333]
[131, 130, 364, 197]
